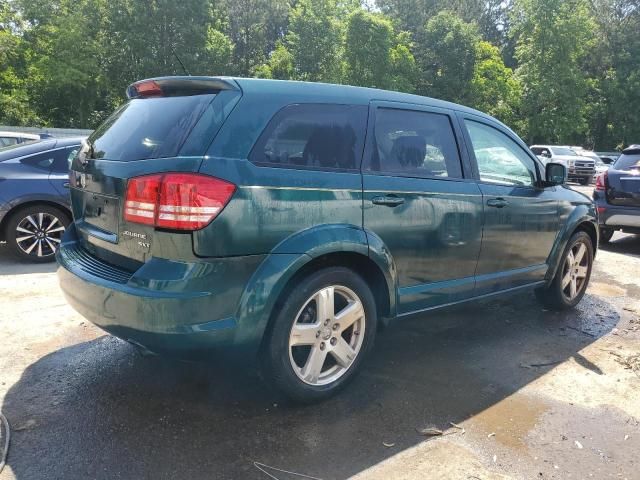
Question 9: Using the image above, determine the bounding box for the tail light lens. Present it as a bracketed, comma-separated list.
[124, 173, 235, 230]
[595, 172, 607, 191]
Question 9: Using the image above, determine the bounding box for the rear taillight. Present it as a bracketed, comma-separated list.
[124, 173, 235, 230]
[595, 171, 607, 191]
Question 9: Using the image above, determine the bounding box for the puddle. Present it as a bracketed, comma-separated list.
[587, 282, 626, 298]
[468, 394, 549, 451]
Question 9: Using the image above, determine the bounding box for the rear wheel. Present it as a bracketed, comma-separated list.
[262, 267, 377, 403]
[599, 227, 614, 244]
[5, 205, 70, 263]
[535, 231, 594, 310]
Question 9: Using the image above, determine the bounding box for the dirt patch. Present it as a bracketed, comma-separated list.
[587, 282, 627, 298]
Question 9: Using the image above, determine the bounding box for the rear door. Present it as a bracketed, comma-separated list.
[69, 78, 242, 269]
[362, 102, 483, 314]
[458, 114, 559, 294]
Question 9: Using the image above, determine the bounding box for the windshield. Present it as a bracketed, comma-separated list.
[550, 147, 577, 156]
[614, 153, 640, 171]
[87, 94, 216, 161]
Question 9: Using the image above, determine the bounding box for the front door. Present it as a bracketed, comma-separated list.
[362, 102, 483, 314]
[459, 115, 559, 294]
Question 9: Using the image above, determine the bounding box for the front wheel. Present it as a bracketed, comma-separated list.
[262, 267, 377, 403]
[535, 231, 594, 310]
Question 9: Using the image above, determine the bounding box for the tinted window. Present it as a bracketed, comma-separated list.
[87, 94, 216, 161]
[614, 153, 640, 171]
[366, 108, 462, 179]
[49, 146, 79, 173]
[20, 150, 66, 171]
[250, 104, 367, 171]
[465, 120, 537, 186]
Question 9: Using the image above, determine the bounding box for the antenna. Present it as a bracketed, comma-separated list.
[171, 47, 191, 76]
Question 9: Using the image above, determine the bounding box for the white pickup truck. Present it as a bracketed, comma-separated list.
[530, 145, 596, 185]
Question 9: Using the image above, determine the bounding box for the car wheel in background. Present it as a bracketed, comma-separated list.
[262, 267, 377, 403]
[5, 204, 70, 263]
[535, 231, 594, 310]
[599, 227, 614, 244]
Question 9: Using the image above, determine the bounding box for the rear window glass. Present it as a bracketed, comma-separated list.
[366, 108, 462, 179]
[614, 153, 640, 170]
[249, 104, 368, 171]
[87, 94, 216, 161]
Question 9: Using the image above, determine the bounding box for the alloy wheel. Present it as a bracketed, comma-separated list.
[15, 212, 65, 259]
[288, 285, 366, 386]
[561, 241, 590, 301]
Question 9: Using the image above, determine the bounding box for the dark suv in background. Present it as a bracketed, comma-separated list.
[57, 77, 597, 402]
[594, 144, 640, 242]
[0, 137, 83, 261]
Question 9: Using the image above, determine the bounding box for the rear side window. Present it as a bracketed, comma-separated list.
[0, 137, 18, 147]
[365, 108, 462, 179]
[20, 149, 67, 171]
[614, 153, 640, 171]
[249, 104, 368, 171]
[87, 94, 216, 161]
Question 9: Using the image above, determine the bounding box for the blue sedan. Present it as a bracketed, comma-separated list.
[0, 137, 84, 262]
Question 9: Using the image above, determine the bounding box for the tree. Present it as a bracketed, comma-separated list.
[511, 0, 596, 144]
[470, 41, 522, 128]
[344, 10, 394, 88]
[284, 0, 343, 82]
[414, 11, 480, 104]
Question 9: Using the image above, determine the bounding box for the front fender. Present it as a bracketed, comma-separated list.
[233, 224, 397, 353]
[545, 202, 597, 282]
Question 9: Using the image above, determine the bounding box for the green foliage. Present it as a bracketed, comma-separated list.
[0, 0, 638, 152]
[285, 0, 343, 82]
[470, 41, 522, 129]
[511, 0, 596, 143]
[415, 11, 480, 104]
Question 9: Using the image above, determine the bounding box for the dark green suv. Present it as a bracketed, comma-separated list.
[57, 77, 598, 402]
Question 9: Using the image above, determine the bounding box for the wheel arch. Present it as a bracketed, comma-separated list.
[545, 204, 598, 282]
[233, 224, 397, 356]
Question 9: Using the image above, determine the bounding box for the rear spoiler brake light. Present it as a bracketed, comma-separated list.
[127, 76, 238, 99]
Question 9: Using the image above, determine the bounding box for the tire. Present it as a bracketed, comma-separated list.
[599, 227, 614, 244]
[5, 204, 70, 263]
[262, 266, 377, 403]
[579, 177, 591, 185]
[535, 231, 594, 310]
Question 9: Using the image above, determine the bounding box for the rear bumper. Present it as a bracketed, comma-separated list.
[593, 197, 640, 229]
[56, 224, 265, 358]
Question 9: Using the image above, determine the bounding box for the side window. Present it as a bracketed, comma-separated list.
[249, 104, 368, 171]
[366, 108, 462, 179]
[51, 147, 79, 172]
[20, 151, 59, 171]
[0, 137, 18, 147]
[464, 120, 537, 187]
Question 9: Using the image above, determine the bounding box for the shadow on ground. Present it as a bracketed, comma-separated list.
[599, 232, 640, 257]
[0, 244, 58, 275]
[1, 288, 618, 480]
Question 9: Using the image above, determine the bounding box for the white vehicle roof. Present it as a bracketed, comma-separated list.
[0, 131, 40, 140]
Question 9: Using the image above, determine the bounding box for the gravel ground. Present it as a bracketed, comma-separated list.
[1, 185, 639, 480]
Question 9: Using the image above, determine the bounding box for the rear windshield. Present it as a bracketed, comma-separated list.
[614, 153, 640, 171]
[87, 94, 216, 161]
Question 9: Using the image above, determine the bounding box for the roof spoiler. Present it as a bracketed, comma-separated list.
[126, 76, 239, 99]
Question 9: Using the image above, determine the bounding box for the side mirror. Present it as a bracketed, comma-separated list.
[542, 151, 551, 158]
[546, 162, 566, 185]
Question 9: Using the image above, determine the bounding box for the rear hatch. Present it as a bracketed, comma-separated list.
[606, 148, 640, 207]
[69, 76, 241, 269]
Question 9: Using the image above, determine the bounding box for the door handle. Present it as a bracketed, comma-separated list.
[372, 195, 405, 207]
[486, 198, 508, 208]
[63, 182, 70, 189]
